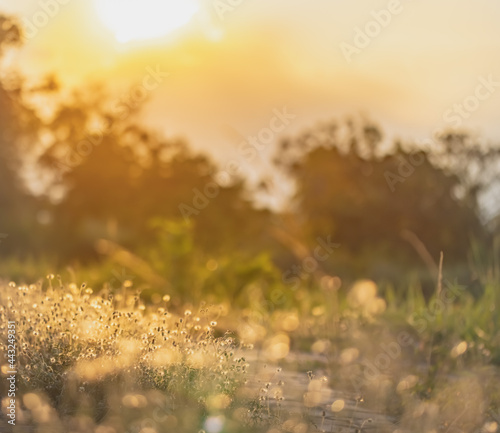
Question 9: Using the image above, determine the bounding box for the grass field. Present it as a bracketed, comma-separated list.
[1, 3, 500, 433]
[1, 254, 500, 433]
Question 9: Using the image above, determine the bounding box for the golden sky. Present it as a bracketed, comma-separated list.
[1, 0, 500, 166]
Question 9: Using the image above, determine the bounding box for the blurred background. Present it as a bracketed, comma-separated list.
[0, 0, 499, 302]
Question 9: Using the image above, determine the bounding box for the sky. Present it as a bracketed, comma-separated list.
[1, 0, 500, 208]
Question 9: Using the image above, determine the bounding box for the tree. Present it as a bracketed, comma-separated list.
[39, 92, 272, 262]
[0, 15, 44, 257]
[274, 118, 487, 288]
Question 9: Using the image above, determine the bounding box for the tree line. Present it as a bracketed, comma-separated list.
[0, 14, 498, 293]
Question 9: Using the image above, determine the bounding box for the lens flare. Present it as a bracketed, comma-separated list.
[94, 0, 199, 43]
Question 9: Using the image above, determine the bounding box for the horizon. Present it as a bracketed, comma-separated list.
[1, 1, 499, 144]
[1, 0, 499, 214]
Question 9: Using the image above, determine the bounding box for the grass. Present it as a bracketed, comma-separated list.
[0, 278, 251, 432]
[0, 256, 500, 433]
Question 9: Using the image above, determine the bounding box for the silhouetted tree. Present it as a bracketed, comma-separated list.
[39, 93, 272, 262]
[0, 15, 44, 257]
[274, 118, 488, 287]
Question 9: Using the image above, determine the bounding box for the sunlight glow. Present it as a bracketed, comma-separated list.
[94, 0, 199, 43]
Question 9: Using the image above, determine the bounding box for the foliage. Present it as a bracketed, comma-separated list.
[0, 16, 45, 258]
[274, 118, 489, 290]
[0, 279, 251, 432]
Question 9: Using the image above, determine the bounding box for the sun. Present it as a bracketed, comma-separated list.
[94, 0, 200, 43]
